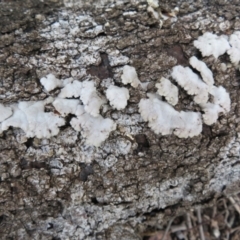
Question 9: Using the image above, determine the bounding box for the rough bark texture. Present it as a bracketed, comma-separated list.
[1, 0, 240, 239]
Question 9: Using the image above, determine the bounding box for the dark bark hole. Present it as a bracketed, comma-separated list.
[87, 53, 113, 79]
[135, 134, 150, 148]
[0, 215, 7, 224]
[79, 163, 94, 182]
[47, 223, 54, 230]
[24, 137, 34, 148]
[91, 197, 99, 204]
[167, 44, 188, 66]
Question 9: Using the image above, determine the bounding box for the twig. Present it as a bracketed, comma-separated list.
[161, 217, 175, 240]
[196, 207, 205, 240]
[230, 226, 240, 234]
[212, 199, 217, 218]
[186, 213, 196, 240]
[228, 196, 240, 215]
[171, 223, 187, 233]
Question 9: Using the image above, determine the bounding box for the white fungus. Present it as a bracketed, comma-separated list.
[156, 77, 179, 106]
[193, 32, 230, 59]
[58, 80, 83, 98]
[121, 65, 141, 88]
[139, 97, 179, 135]
[0, 104, 12, 122]
[53, 98, 80, 116]
[227, 31, 240, 66]
[70, 105, 116, 147]
[189, 56, 214, 87]
[79, 81, 105, 117]
[40, 73, 63, 92]
[200, 102, 223, 125]
[171, 65, 209, 104]
[210, 86, 231, 113]
[106, 85, 130, 110]
[0, 30, 234, 145]
[147, 0, 159, 8]
[174, 111, 202, 138]
[1, 98, 65, 138]
[139, 97, 202, 138]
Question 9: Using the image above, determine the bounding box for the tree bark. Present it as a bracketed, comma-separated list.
[1, 0, 240, 239]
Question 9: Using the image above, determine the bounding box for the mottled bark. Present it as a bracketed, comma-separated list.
[1, 0, 240, 239]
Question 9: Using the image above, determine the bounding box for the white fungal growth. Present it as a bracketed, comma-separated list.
[139, 97, 202, 138]
[210, 86, 231, 113]
[174, 111, 202, 138]
[171, 65, 209, 104]
[40, 74, 63, 92]
[193, 32, 230, 59]
[71, 105, 116, 147]
[139, 97, 179, 135]
[80, 81, 105, 117]
[106, 85, 130, 110]
[147, 0, 159, 8]
[58, 80, 83, 98]
[200, 103, 223, 125]
[53, 98, 80, 116]
[121, 65, 141, 88]
[0, 30, 234, 145]
[156, 77, 178, 106]
[1, 98, 65, 138]
[0, 104, 12, 122]
[227, 31, 240, 66]
[189, 56, 214, 87]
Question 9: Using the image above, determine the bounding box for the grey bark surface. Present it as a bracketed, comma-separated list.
[0, 0, 240, 239]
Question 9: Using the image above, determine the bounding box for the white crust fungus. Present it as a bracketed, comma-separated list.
[40, 74, 63, 92]
[193, 32, 230, 59]
[227, 31, 240, 66]
[71, 105, 116, 147]
[79, 81, 105, 117]
[189, 56, 214, 87]
[171, 65, 209, 104]
[147, 0, 159, 8]
[139, 97, 202, 138]
[58, 80, 83, 98]
[1, 98, 65, 138]
[53, 98, 80, 116]
[174, 111, 202, 138]
[0, 32, 233, 145]
[121, 65, 141, 88]
[200, 103, 223, 125]
[106, 85, 130, 110]
[155, 77, 178, 106]
[0, 104, 12, 122]
[210, 86, 231, 113]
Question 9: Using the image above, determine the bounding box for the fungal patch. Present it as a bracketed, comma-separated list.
[40, 73, 63, 92]
[1, 98, 65, 138]
[0, 103, 12, 122]
[106, 85, 130, 110]
[139, 97, 202, 138]
[171, 65, 209, 104]
[70, 105, 116, 147]
[227, 31, 240, 66]
[155, 77, 178, 106]
[194, 32, 230, 59]
[79, 81, 106, 117]
[121, 65, 141, 88]
[0, 32, 233, 145]
[189, 56, 214, 87]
